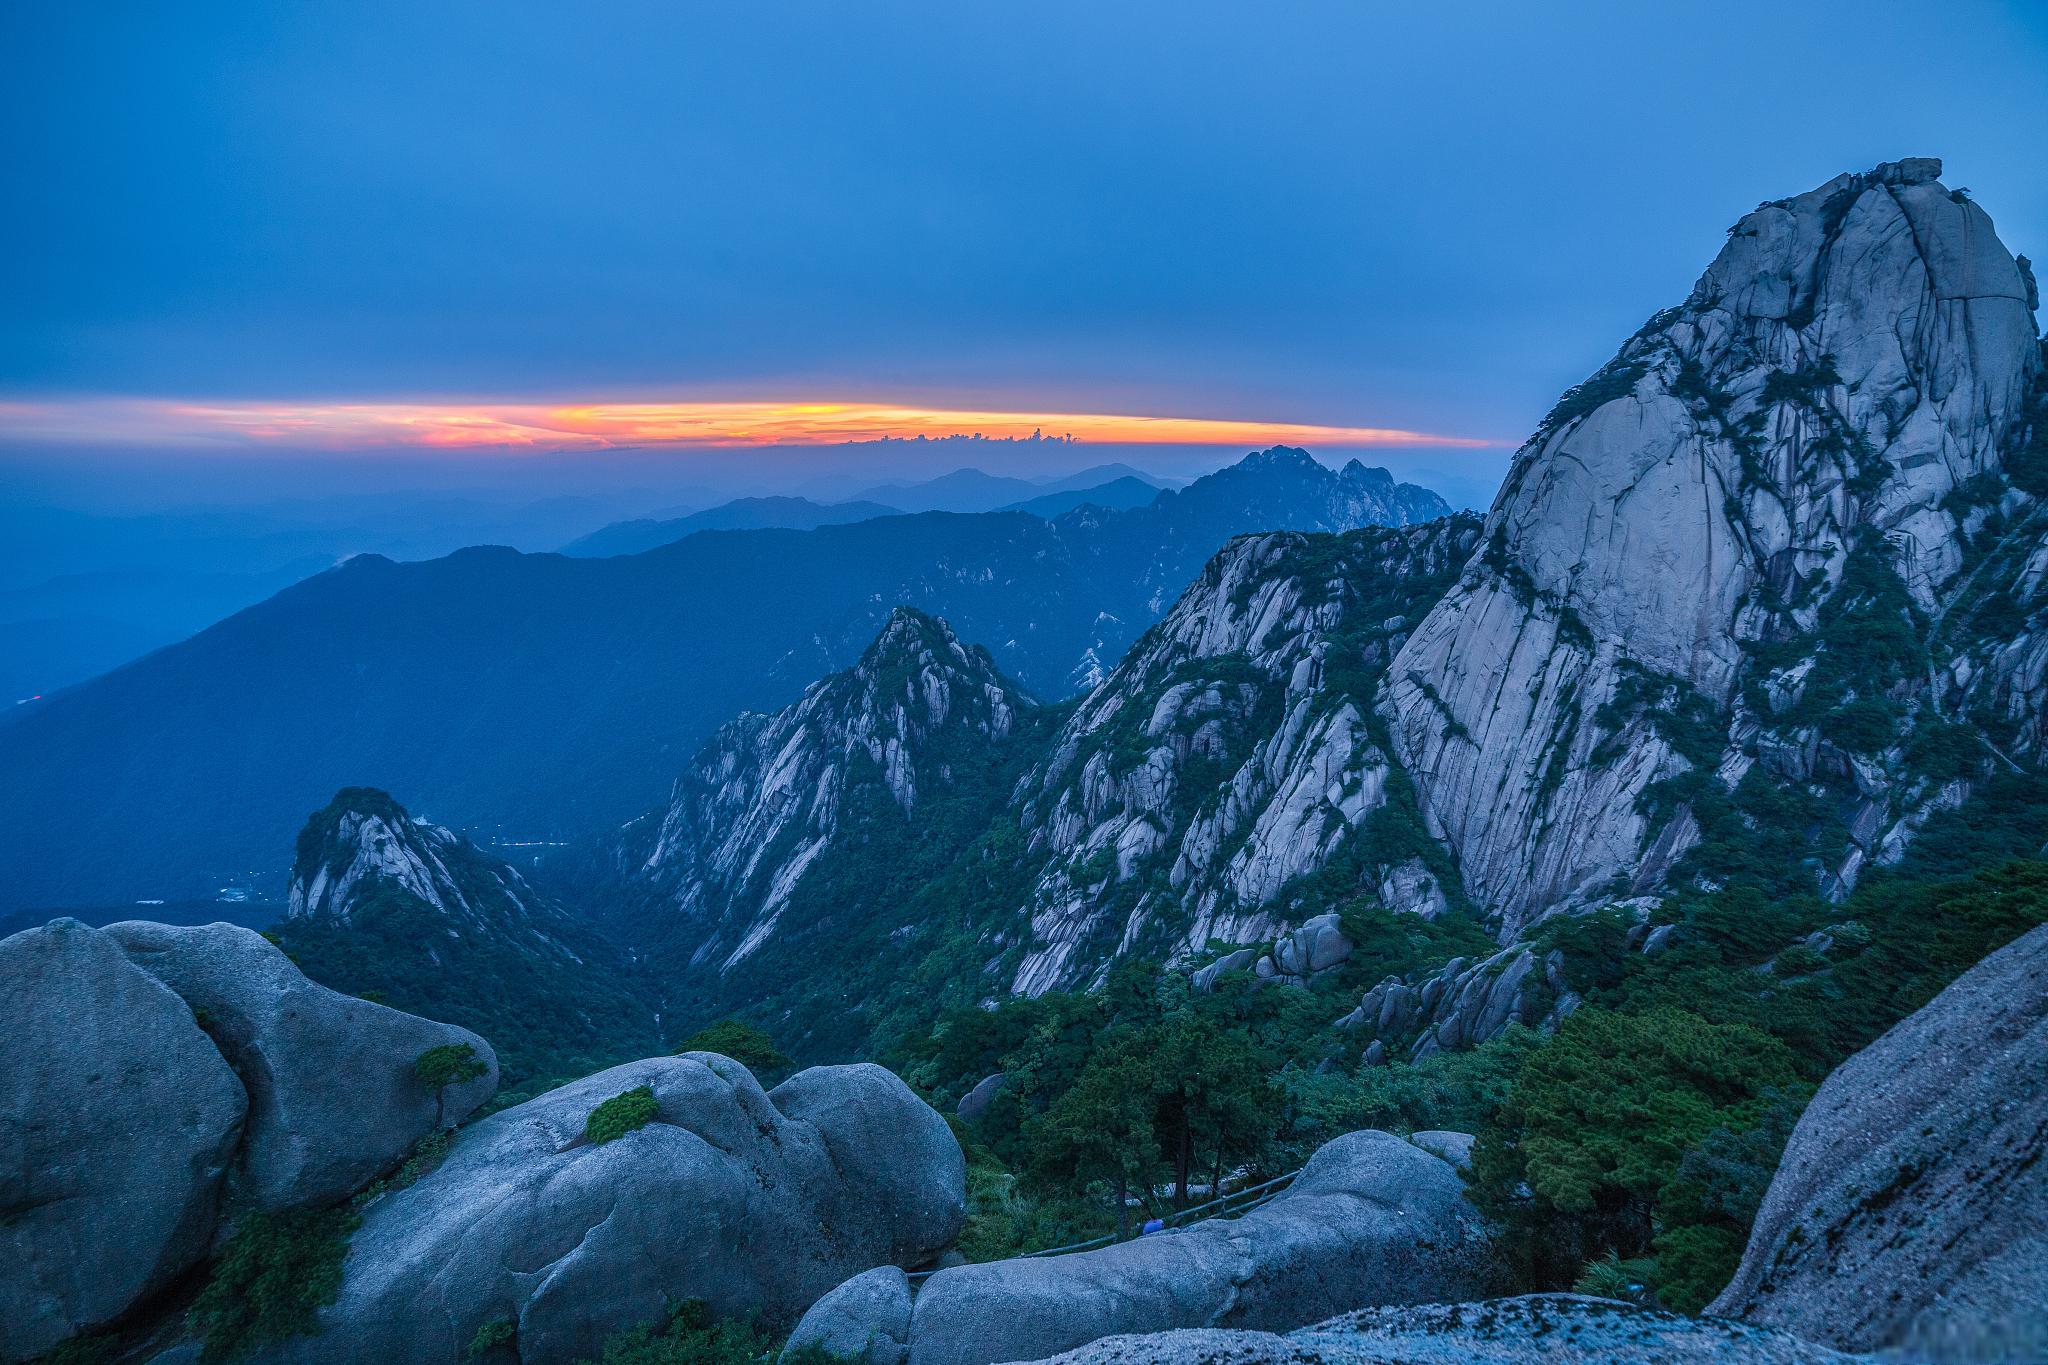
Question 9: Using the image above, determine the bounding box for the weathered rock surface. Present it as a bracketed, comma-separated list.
[1002, 521, 1479, 995]
[955, 1073, 1005, 1123]
[1710, 921, 2048, 1362]
[1405, 1130, 1474, 1170]
[621, 607, 1034, 971]
[1337, 939, 1588, 1058]
[105, 919, 499, 1211]
[280, 786, 659, 1074]
[835, 1130, 1486, 1365]
[0, 920, 247, 1362]
[785, 1267, 915, 1365]
[259, 1057, 964, 1365]
[1386, 159, 2045, 933]
[1020, 1296, 1867, 1365]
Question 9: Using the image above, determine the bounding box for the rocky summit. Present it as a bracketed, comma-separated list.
[1386, 158, 2043, 933]
[276, 786, 658, 1078]
[619, 606, 1036, 972]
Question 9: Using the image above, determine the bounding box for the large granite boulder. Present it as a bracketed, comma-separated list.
[1710, 921, 2048, 1362]
[257, 1056, 964, 1365]
[106, 919, 499, 1211]
[0, 920, 247, 1362]
[786, 1267, 915, 1365]
[1021, 1295, 1866, 1365]
[862, 1130, 1488, 1365]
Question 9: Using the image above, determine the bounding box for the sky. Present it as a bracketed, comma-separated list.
[2, 0, 2045, 507]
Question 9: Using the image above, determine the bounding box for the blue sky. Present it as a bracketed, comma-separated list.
[3, 0, 2044, 460]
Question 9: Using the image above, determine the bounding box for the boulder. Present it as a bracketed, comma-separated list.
[1189, 947, 1259, 995]
[1019, 1295, 1867, 1365]
[881, 1130, 1488, 1365]
[258, 1056, 964, 1365]
[0, 920, 247, 1362]
[1710, 922, 2048, 1362]
[955, 1073, 1005, 1123]
[105, 919, 499, 1211]
[1270, 913, 1351, 978]
[1405, 1130, 1474, 1170]
[785, 1267, 914, 1365]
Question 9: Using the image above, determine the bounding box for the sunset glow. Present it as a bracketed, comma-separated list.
[0, 398, 1502, 453]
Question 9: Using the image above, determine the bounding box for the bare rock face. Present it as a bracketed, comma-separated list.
[105, 919, 499, 1211]
[1019, 1296, 1869, 1365]
[1385, 158, 2044, 933]
[1003, 521, 1479, 995]
[814, 1130, 1489, 1365]
[622, 607, 1032, 971]
[1710, 921, 2048, 1362]
[258, 1057, 964, 1365]
[0, 920, 247, 1362]
[785, 1267, 915, 1365]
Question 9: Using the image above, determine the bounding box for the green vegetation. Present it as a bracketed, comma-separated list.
[585, 1085, 660, 1145]
[187, 1206, 361, 1361]
[582, 1299, 841, 1365]
[414, 1042, 489, 1124]
[675, 1020, 793, 1078]
[1450, 860, 2048, 1310]
[468, 1318, 517, 1359]
[1470, 1008, 1800, 1307]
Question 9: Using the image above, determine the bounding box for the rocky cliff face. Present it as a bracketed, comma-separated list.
[1386, 158, 2044, 935]
[288, 786, 623, 974]
[280, 787, 656, 1076]
[1000, 519, 1479, 994]
[621, 607, 1036, 973]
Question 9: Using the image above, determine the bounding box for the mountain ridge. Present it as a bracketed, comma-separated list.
[0, 448, 1446, 911]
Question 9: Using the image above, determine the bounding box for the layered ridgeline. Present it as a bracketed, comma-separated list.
[618, 519, 1483, 1049]
[0, 449, 1447, 913]
[277, 787, 658, 1081]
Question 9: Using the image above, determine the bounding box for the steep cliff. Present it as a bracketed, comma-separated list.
[620, 607, 1039, 975]
[1385, 158, 2044, 935]
[279, 787, 657, 1076]
[999, 518, 1481, 994]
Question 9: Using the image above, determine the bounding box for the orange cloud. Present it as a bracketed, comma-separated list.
[0, 397, 1502, 452]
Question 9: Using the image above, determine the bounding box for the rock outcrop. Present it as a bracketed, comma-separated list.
[1001, 520, 1479, 995]
[0, 920, 247, 1362]
[105, 919, 498, 1210]
[279, 786, 657, 1076]
[808, 1130, 1489, 1365]
[1019, 1296, 1867, 1365]
[260, 1057, 964, 1365]
[1710, 921, 2048, 1362]
[620, 607, 1035, 971]
[0, 916, 496, 1363]
[1385, 158, 2044, 933]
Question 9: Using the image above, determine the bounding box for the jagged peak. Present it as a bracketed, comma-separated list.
[850, 605, 1027, 703]
[292, 786, 416, 873]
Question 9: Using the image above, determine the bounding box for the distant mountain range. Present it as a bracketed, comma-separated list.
[849, 462, 1169, 513]
[0, 449, 1450, 911]
[997, 475, 1163, 518]
[561, 496, 906, 558]
[563, 475, 1170, 559]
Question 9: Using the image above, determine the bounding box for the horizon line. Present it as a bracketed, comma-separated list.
[0, 397, 1508, 454]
